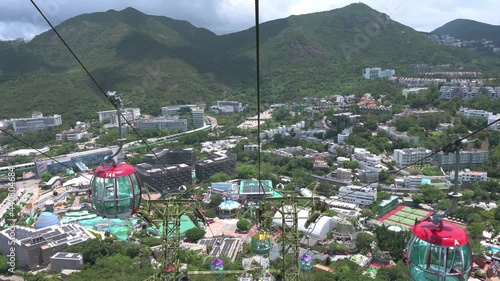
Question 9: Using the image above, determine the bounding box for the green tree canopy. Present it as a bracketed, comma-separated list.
[185, 227, 206, 242]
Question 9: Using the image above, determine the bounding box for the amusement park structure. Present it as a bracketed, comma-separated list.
[404, 138, 473, 281]
[87, 91, 323, 280]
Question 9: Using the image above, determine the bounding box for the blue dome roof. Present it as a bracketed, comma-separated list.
[35, 212, 60, 229]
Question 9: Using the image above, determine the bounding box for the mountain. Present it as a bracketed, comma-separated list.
[1, 4, 499, 123]
[432, 19, 500, 46]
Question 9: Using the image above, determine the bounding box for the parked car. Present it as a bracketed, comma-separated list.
[235, 229, 248, 234]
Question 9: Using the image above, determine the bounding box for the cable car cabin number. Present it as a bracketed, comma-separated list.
[106, 173, 116, 178]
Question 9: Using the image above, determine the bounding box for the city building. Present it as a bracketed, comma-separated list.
[352, 148, 383, 172]
[137, 116, 188, 132]
[161, 105, 200, 116]
[335, 168, 352, 182]
[487, 114, 500, 130]
[136, 163, 192, 193]
[402, 176, 451, 189]
[50, 252, 83, 271]
[449, 169, 487, 182]
[338, 185, 377, 207]
[362, 68, 395, 80]
[0, 225, 93, 270]
[459, 107, 492, 119]
[239, 179, 275, 202]
[195, 152, 237, 181]
[393, 148, 433, 168]
[402, 88, 428, 98]
[209, 182, 239, 200]
[243, 144, 259, 152]
[1, 147, 50, 161]
[144, 148, 197, 167]
[337, 127, 353, 145]
[35, 147, 117, 175]
[191, 107, 205, 128]
[440, 86, 500, 100]
[55, 130, 90, 142]
[358, 170, 379, 184]
[97, 108, 141, 125]
[434, 150, 489, 170]
[4, 112, 62, 134]
[377, 196, 399, 217]
[216, 101, 243, 113]
[393, 108, 444, 120]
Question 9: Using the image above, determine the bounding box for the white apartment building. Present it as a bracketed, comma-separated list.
[244, 144, 259, 152]
[393, 148, 433, 168]
[352, 148, 382, 171]
[98, 108, 140, 124]
[459, 107, 492, 119]
[338, 185, 377, 207]
[337, 127, 353, 145]
[363, 68, 395, 80]
[5, 113, 62, 134]
[449, 169, 487, 182]
[402, 87, 428, 98]
[487, 114, 500, 130]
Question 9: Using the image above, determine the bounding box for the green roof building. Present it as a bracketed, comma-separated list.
[377, 196, 399, 217]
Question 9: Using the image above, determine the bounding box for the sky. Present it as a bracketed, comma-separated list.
[1, 0, 500, 41]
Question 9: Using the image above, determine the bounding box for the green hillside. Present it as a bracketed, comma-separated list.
[432, 19, 500, 46]
[1, 3, 500, 123]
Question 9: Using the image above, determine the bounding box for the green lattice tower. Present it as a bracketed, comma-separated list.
[264, 193, 303, 281]
[142, 199, 201, 281]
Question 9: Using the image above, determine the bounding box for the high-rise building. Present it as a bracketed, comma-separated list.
[144, 148, 197, 167]
[97, 108, 141, 124]
[135, 163, 192, 193]
[5, 113, 62, 134]
[195, 153, 237, 181]
[362, 68, 395, 80]
[393, 148, 433, 168]
[191, 107, 205, 128]
[434, 150, 489, 170]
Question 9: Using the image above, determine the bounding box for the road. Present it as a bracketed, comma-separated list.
[0, 179, 38, 219]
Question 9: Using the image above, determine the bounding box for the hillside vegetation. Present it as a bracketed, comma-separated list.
[1, 3, 500, 123]
[432, 19, 500, 46]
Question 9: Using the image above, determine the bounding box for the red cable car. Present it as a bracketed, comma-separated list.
[89, 162, 142, 219]
[406, 220, 472, 281]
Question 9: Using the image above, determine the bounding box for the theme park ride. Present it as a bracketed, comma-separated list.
[87, 92, 326, 280]
[404, 139, 472, 281]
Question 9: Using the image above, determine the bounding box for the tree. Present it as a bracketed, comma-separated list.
[360, 209, 374, 219]
[236, 219, 251, 231]
[209, 194, 224, 209]
[235, 164, 257, 179]
[41, 172, 52, 182]
[209, 172, 231, 183]
[468, 222, 485, 239]
[344, 160, 360, 170]
[185, 227, 206, 242]
[355, 232, 375, 254]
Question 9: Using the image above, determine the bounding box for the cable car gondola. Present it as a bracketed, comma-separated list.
[405, 138, 472, 281]
[88, 91, 142, 219]
[405, 220, 472, 281]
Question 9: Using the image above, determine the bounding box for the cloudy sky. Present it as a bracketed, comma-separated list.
[1, 0, 499, 41]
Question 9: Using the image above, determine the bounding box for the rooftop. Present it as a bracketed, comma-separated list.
[239, 180, 273, 194]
